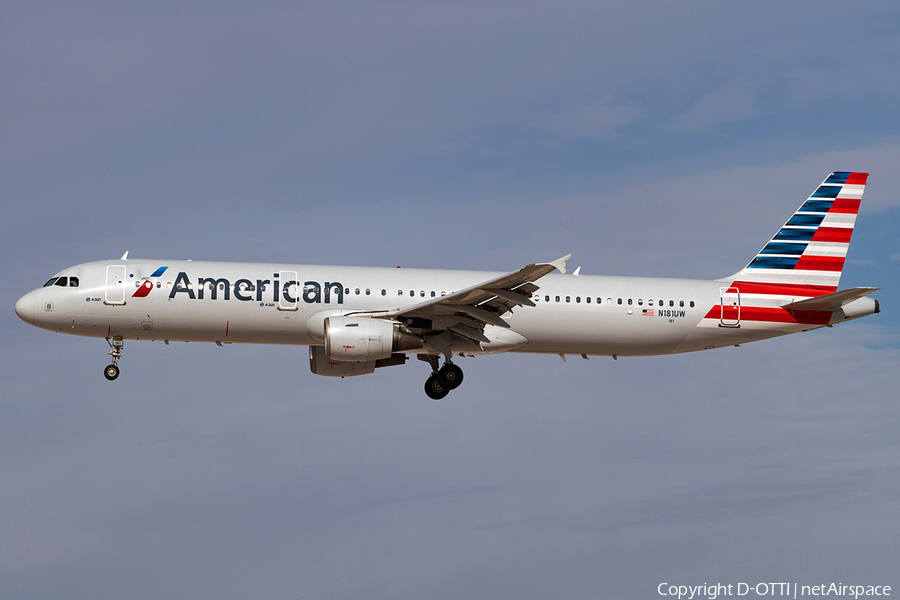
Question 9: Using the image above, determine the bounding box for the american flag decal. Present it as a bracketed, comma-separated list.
[642, 309, 654, 316]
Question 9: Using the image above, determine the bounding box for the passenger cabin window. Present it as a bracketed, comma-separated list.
[545, 295, 550, 302]
[430, 291, 435, 297]
[679, 300, 684, 307]
[381, 289, 386, 296]
[628, 299, 632, 305]
[690, 301, 695, 308]
[586, 297, 591, 303]
[366, 289, 371, 296]
[566, 296, 571, 303]
[669, 300, 674, 307]
[355, 288, 360, 295]
[617, 298, 622, 305]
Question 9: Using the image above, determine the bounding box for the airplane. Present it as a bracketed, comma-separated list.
[15, 171, 879, 399]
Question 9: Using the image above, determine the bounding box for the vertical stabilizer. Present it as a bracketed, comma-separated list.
[726, 171, 867, 293]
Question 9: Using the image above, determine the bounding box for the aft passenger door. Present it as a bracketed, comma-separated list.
[719, 286, 740, 327]
[105, 265, 126, 305]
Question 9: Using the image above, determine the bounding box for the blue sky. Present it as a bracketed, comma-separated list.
[2, 3, 899, 598]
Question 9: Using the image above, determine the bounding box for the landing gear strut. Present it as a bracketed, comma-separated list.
[421, 355, 464, 400]
[104, 336, 123, 381]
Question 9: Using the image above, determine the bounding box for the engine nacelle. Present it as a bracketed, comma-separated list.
[324, 316, 423, 362]
[309, 346, 407, 377]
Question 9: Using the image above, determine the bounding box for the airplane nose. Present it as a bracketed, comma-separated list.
[15, 292, 35, 325]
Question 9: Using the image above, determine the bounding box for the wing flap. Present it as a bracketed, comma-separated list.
[448, 323, 491, 343]
[485, 288, 536, 307]
[450, 304, 510, 328]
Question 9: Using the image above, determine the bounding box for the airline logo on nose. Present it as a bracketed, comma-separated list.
[132, 266, 168, 298]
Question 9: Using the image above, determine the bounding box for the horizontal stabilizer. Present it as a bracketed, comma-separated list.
[780, 287, 879, 310]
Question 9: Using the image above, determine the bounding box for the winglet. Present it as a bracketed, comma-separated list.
[549, 254, 573, 275]
[120, 251, 129, 260]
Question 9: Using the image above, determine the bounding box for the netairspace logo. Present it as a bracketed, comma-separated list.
[658, 582, 891, 600]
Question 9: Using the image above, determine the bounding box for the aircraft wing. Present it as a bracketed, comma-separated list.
[780, 287, 879, 310]
[354, 254, 571, 344]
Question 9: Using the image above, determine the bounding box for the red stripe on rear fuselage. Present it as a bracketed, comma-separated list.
[703, 305, 831, 325]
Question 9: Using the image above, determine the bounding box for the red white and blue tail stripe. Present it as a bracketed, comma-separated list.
[729, 171, 867, 292]
[702, 172, 873, 331]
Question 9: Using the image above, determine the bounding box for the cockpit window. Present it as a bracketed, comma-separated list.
[43, 278, 59, 287]
[69, 277, 79, 287]
[54, 277, 68, 287]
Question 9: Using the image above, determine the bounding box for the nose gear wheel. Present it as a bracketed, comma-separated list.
[104, 336, 123, 381]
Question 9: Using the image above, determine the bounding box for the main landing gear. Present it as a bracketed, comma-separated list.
[104, 336, 123, 381]
[422, 355, 464, 400]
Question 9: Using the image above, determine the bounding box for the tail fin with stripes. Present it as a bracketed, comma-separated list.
[726, 171, 867, 293]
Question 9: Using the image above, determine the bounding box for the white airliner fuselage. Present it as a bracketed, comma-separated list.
[15, 172, 880, 398]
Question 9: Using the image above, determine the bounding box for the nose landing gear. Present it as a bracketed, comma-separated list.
[422, 355, 465, 400]
[104, 336, 123, 381]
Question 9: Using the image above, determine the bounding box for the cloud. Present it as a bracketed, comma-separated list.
[667, 89, 756, 133]
[532, 102, 643, 139]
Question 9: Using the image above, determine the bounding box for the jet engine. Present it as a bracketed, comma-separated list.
[324, 316, 422, 362]
[308, 316, 421, 377]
